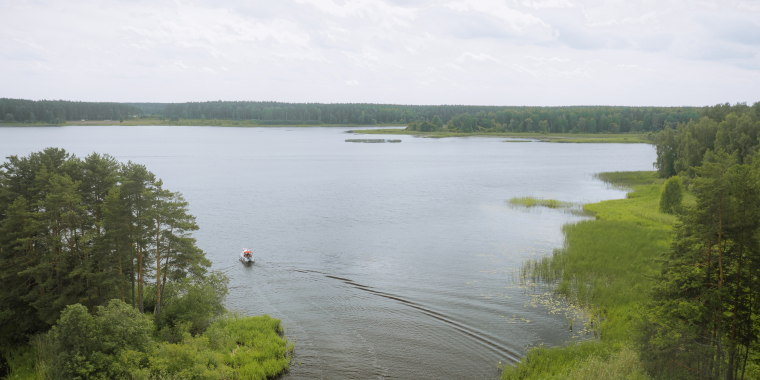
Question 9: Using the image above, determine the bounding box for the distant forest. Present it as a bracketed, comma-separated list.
[2, 98, 759, 134]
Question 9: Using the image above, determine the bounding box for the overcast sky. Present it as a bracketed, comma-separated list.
[2, 0, 759, 106]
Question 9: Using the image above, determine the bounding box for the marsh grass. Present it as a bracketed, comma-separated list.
[503, 171, 676, 380]
[501, 343, 649, 380]
[508, 197, 590, 217]
[509, 197, 571, 209]
[593, 171, 660, 189]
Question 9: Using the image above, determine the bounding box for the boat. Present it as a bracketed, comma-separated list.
[239, 248, 254, 264]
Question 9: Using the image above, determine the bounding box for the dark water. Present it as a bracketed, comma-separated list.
[1, 126, 655, 379]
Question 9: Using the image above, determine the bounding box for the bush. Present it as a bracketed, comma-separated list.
[159, 272, 229, 335]
[659, 176, 683, 214]
[49, 300, 153, 379]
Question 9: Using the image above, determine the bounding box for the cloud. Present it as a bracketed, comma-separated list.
[441, 0, 552, 33]
[456, 52, 500, 63]
[519, 0, 575, 10]
[0, 0, 757, 105]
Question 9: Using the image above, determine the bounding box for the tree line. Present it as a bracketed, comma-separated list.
[642, 107, 760, 378]
[158, 102, 706, 132]
[7, 98, 758, 135]
[0, 148, 224, 349]
[0, 99, 142, 124]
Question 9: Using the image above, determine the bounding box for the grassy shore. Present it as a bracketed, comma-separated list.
[352, 129, 651, 143]
[502, 171, 684, 380]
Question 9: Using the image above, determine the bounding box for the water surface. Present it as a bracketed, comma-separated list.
[0, 126, 656, 379]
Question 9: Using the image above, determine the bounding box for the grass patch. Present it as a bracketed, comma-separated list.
[504, 171, 681, 379]
[509, 197, 571, 209]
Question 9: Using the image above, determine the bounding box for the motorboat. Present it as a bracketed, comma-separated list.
[239, 248, 254, 264]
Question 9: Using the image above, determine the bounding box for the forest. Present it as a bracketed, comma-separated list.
[0, 99, 141, 124]
[0, 149, 291, 379]
[4, 98, 758, 135]
[641, 107, 760, 379]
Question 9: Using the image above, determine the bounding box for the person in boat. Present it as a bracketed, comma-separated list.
[243, 250, 252, 259]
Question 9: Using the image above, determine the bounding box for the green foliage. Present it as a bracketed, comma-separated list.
[49, 300, 153, 379]
[153, 272, 230, 334]
[0, 149, 216, 343]
[405, 120, 439, 132]
[148, 336, 231, 380]
[637, 152, 760, 379]
[0, 98, 141, 123]
[658, 176, 683, 214]
[8, 307, 291, 380]
[653, 110, 760, 179]
[206, 315, 292, 379]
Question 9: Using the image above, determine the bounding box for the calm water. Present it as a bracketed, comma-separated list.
[1, 126, 655, 379]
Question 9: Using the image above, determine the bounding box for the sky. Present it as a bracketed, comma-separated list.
[1, 0, 759, 106]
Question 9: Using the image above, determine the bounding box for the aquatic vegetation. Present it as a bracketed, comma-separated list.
[501, 343, 649, 380]
[503, 171, 671, 379]
[508, 197, 571, 209]
[345, 138, 395, 143]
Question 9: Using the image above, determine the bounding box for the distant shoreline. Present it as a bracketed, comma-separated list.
[0, 119, 408, 128]
[0, 120, 651, 143]
[349, 128, 652, 144]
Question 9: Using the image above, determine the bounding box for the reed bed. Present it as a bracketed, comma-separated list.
[508, 197, 571, 209]
[503, 171, 674, 380]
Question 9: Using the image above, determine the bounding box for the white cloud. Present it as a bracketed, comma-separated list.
[442, 0, 551, 32]
[0, 0, 756, 105]
[456, 52, 501, 63]
[520, 0, 575, 10]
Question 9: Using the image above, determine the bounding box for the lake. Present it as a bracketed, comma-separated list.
[0, 125, 656, 379]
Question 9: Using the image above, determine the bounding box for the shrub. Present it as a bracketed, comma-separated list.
[49, 300, 153, 379]
[658, 176, 683, 214]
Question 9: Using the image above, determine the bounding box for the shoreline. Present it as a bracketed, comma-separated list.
[350, 128, 652, 144]
[502, 171, 680, 379]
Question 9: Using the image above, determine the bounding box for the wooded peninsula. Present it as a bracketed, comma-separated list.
[0, 151, 292, 379]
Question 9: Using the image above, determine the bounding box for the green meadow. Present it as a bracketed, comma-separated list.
[502, 171, 680, 380]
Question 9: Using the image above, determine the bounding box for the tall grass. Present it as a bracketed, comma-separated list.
[501, 343, 649, 380]
[503, 171, 677, 380]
